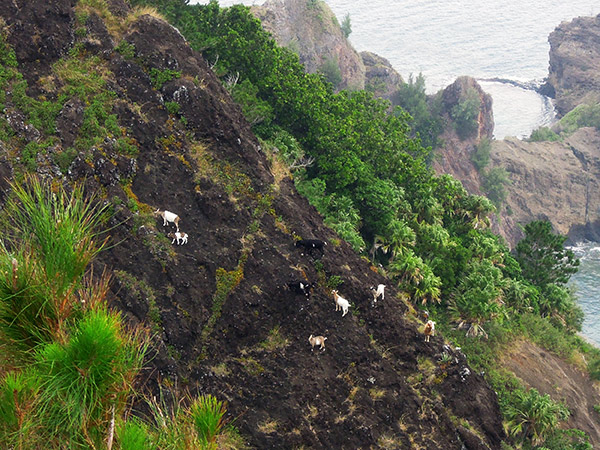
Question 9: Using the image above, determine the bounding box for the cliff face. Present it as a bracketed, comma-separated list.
[0, 0, 507, 448]
[546, 14, 600, 116]
[251, 0, 365, 90]
[490, 128, 600, 246]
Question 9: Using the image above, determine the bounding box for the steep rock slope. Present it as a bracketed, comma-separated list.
[0, 0, 507, 448]
[546, 14, 600, 116]
[251, 0, 365, 90]
[489, 128, 600, 246]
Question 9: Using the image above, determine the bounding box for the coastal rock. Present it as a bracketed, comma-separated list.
[432, 76, 494, 194]
[489, 127, 600, 246]
[546, 14, 600, 116]
[361, 51, 404, 102]
[251, 0, 365, 90]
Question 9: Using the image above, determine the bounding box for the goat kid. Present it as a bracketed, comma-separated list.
[168, 231, 188, 245]
[308, 334, 327, 351]
[332, 289, 350, 317]
[369, 284, 385, 306]
[287, 281, 314, 298]
[155, 209, 180, 231]
[423, 320, 436, 342]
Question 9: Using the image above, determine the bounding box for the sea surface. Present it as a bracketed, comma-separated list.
[193, 0, 600, 345]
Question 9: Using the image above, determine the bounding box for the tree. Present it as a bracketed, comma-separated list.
[515, 220, 579, 290]
[451, 87, 480, 140]
[341, 13, 352, 38]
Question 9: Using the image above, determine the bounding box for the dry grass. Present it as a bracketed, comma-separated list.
[259, 325, 289, 352]
[258, 419, 279, 434]
[377, 433, 404, 449]
[210, 363, 230, 377]
[369, 387, 386, 401]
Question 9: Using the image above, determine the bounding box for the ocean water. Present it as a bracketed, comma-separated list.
[569, 243, 600, 346]
[192, 0, 600, 344]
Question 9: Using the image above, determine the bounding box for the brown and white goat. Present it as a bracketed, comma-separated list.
[308, 334, 327, 351]
[423, 320, 435, 342]
[154, 209, 180, 231]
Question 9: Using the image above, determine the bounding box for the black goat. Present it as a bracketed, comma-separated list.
[295, 239, 327, 256]
[287, 281, 315, 298]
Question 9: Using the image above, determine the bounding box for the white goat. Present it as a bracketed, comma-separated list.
[308, 334, 327, 351]
[423, 320, 436, 343]
[369, 284, 385, 306]
[168, 231, 188, 245]
[332, 290, 350, 317]
[155, 209, 180, 231]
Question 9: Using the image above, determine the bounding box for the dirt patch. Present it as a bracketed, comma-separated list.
[503, 340, 600, 446]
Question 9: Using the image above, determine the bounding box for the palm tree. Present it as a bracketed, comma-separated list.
[506, 388, 569, 445]
[372, 219, 415, 263]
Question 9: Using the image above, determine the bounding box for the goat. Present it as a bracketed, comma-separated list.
[295, 239, 327, 256]
[423, 320, 435, 342]
[168, 231, 188, 245]
[369, 284, 385, 306]
[287, 281, 314, 298]
[308, 334, 327, 351]
[332, 289, 350, 317]
[154, 209, 180, 231]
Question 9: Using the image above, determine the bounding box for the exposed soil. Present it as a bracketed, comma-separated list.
[504, 340, 600, 447]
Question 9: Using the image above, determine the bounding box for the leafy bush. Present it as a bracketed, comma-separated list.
[451, 87, 480, 140]
[149, 67, 181, 89]
[481, 167, 510, 208]
[393, 73, 444, 149]
[471, 137, 491, 170]
[528, 126, 560, 142]
[341, 13, 352, 38]
[318, 56, 342, 88]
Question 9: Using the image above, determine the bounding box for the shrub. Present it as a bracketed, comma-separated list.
[528, 126, 560, 142]
[481, 167, 510, 208]
[341, 13, 352, 38]
[149, 67, 181, 89]
[471, 137, 491, 170]
[318, 56, 342, 88]
[189, 394, 227, 446]
[452, 87, 480, 140]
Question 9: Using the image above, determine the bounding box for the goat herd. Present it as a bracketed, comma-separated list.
[291, 239, 436, 353]
[153, 210, 436, 353]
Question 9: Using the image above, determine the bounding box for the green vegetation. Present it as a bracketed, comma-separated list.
[0, 176, 240, 448]
[451, 87, 481, 140]
[341, 13, 352, 38]
[529, 102, 600, 141]
[318, 55, 342, 88]
[0, 0, 592, 446]
[393, 73, 444, 149]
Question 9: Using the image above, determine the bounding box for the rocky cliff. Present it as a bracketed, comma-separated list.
[0, 0, 507, 448]
[431, 76, 494, 194]
[546, 13, 600, 117]
[489, 128, 600, 246]
[251, 0, 366, 90]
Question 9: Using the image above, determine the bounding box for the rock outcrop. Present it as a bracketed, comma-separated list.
[546, 14, 600, 116]
[251, 0, 365, 90]
[432, 76, 494, 194]
[361, 51, 404, 102]
[490, 128, 600, 246]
